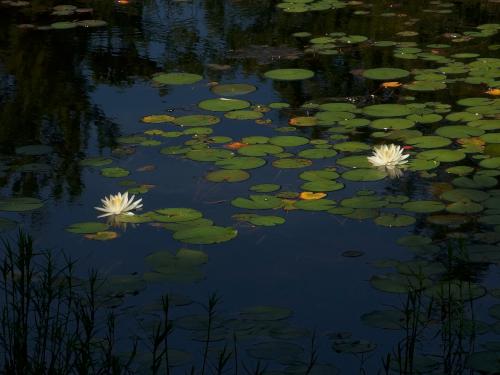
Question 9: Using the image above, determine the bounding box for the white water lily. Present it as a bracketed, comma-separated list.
[95, 192, 143, 218]
[367, 144, 409, 169]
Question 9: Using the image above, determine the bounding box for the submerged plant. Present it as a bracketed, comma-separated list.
[95, 192, 143, 218]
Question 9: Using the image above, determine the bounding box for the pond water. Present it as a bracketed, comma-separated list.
[2, 0, 500, 373]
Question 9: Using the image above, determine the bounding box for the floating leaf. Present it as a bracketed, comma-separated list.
[250, 184, 281, 193]
[67, 222, 109, 234]
[85, 231, 118, 241]
[173, 226, 237, 244]
[16, 144, 53, 156]
[206, 169, 250, 182]
[141, 114, 175, 123]
[0, 197, 43, 212]
[362, 104, 412, 117]
[362, 68, 410, 80]
[374, 214, 416, 227]
[152, 208, 203, 223]
[153, 72, 203, 85]
[199, 98, 250, 112]
[174, 115, 220, 127]
[342, 169, 387, 181]
[211, 83, 256, 96]
[101, 167, 129, 178]
[272, 158, 312, 169]
[264, 68, 314, 81]
[232, 195, 283, 210]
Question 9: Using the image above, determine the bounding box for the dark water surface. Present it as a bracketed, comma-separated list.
[2, 0, 500, 373]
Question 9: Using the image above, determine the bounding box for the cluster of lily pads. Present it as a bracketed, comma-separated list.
[67, 206, 237, 244]
[0, 2, 107, 30]
[71, 60, 500, 246]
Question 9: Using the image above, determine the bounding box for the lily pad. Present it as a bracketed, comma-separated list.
[66, 222, 109, 234]
[232, 195, 283, 210]
[153, 208, 203, 222]
[174, 115, 220, 127]
[374, 214, 416, 227]
[211, 83, 256, 96]
[0, 197, 44, 212]
[153, 72, 203, 85]
[173, 226, 237, 244]
[362, 68, 410, 80]
[264, 68, 314, 81]
[342, 168, 387, 181]
[206, 169, 250, 182]
[198, 98, 250, 112]
[362, 104, 412, 117]
[272, 158, 312, 169]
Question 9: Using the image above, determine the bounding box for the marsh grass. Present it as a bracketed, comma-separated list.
[0, 231, 319, 375]
[0, 231, 137, 374]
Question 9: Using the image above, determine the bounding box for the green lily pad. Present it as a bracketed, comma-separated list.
[233, 214, 286, 226]
[446, 201, 483, 214]
[0, 197, 44, 212]
[300, 169, 339, 181]
[407, 136, 452, 148]
[402, 200, 445, 213]
[362, 104, 412, 117]
[417, 149, 465, 162]
[211, 83, 256, 96]
[15, 144, 53, 156]
[301, 180, 344, 192]
[272, 158, 312, 169]
[206, 169, 250, 182]
[270, 136, 309, 147]
[153, 208, 203, 222]
[336, 155, 372, 168]
[185, 149, 233, 162]
[435, 125, 484, 138]
[341, 196, 387, 209]
[441, 188, 489, 202]
[404, 81, 446, 91]
[153, 72, 203, 85]
[173, 115, 220, 127]
[333, 142, 370, 152]
[362, 68, 410, 80]
[294, 199, 336, 211]
[250, 184, 281, 193]
[173, 226, 237, 244]
[215, 156, 265, 170]
[374, 214, 416, 227]
[342, 168, 387, 181]
[298, 149, 337, 159]
[224, 110, 263, 120]
[371, 118, 415, 130]
[51, 21, 77, 30]
[66, 222, 109, 234]
[198, 98, 250, 112]
[101, 167, 129, 178]
[238, 144, 283, 156]
[232, 195, 283, 210]
[264, 68, 314, 81]
[80, 157, 113, 167]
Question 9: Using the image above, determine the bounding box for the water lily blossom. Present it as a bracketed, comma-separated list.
[95, 192, 143, 218]
[367, 144, 409, 169]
